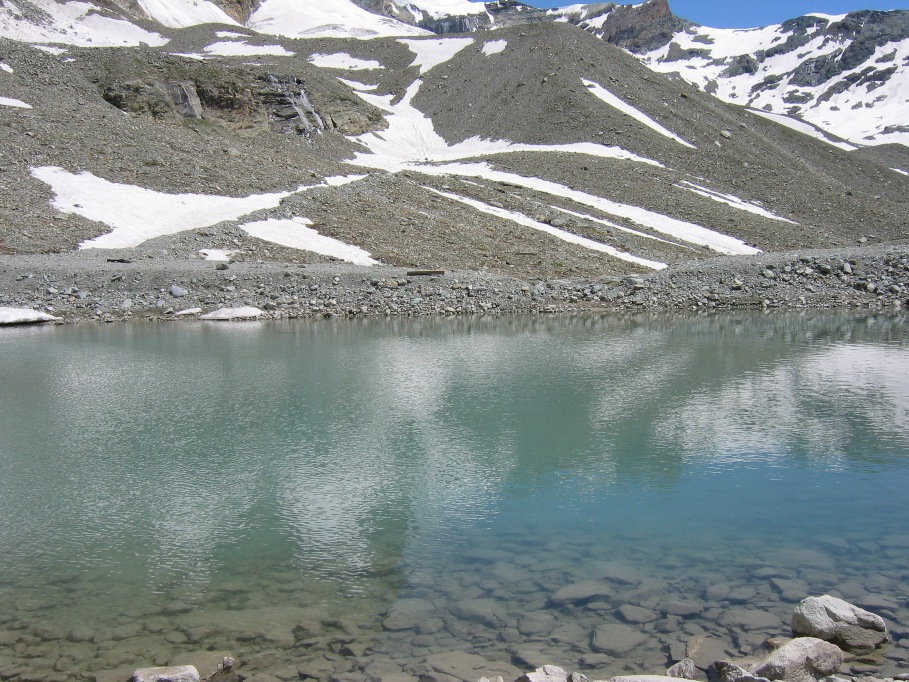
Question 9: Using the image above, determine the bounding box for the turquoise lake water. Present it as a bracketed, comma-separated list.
[1, 312, 908, 681]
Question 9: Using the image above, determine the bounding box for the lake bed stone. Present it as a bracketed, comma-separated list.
[590, 623, 647, 655]
[752, 637, 844, 682]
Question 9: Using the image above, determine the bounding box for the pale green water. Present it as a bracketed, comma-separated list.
[1, 313, 908, 681]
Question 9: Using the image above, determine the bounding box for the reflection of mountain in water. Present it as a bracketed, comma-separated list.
[1, 313, 907, 592]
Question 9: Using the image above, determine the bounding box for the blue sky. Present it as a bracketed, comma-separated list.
[510, 0, 909, 28]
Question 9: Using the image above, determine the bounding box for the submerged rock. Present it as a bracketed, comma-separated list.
[130, 665, 199, 682]
[752, 637, 844, 682]
[791, 595, 888, 650]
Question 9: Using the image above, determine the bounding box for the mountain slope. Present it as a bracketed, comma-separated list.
[2, 20, 907, 273]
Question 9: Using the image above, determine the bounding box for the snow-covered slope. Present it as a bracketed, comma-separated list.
[248, 0, 431, 38]
[634, 10, 909, 147]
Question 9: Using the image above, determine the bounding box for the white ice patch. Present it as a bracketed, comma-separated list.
[426, 188, 666, 270]
[135, 0, 239, 29]
[892, 168, 909, 176]
[31, 166, 302, 249]
[323, 174, 367, 186]
[0, 96, 31, 108]
[216, 30, 251, 38]
[0, 0, 167, 47]
[748, 109, 858, 151]
[347, 81, 662, 172]
[676, 180, 797, 224]
[337, 77, 378, 91]
[200, 306, 264, 320]
[583, 79, 696, 148]
[239, 217, 379, 266]
[402, 0, 485, 20]
[398, 37, 473, 74]
[170, 52, 207, 60]
[248, 0, 430, 39]
[199, 249, 238, 261]
[0, 307, 62, 325]
[203, 41, 293, 57]
[422, 163, 761, 256]
[481, 39, 507, 57]
[1, 62, 13, 73]
[308, 52, 382, 70]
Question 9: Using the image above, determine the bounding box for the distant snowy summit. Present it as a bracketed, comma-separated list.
[0, 0, 907, 145]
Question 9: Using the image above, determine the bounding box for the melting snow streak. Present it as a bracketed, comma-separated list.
[240, 217, 379, 266]
[583, 79, 695, 149]
[427, 188, 666, 269]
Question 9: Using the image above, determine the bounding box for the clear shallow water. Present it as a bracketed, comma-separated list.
[1, 312, 908, 681]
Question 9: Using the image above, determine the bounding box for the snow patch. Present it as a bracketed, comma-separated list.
[482, 39, 507, 56]
[0, 0, 167, 47]
[308, 52, 383, 70]
[0, 307, 62, 325]
[583, 78, 696, 148]
[135, 0, 238, 29]
[203, 41, 294, 57]
[248, 0, 430, 39]
[402, 0, 485, 20]
[239, 217, 379, 266]
[216, 30, 251, 38]
[347, 81, 662, 172]
[422, 163, 760, 256]
[676, 180, 797, 224]
[398, 37, 473, 74]
[30, 166, 301, 249]
[0, 62, 13, 73]
[892, 167, 909, 176]
[749, 109, 858, 151]
[0, 96, 31, 108]
[200, 306, 264, 320]
[426, 188, 667, 270]
[337, 77, 378, 91]
[199, 249, 238, 261]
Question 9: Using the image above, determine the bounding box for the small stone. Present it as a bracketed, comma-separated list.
[169, 286, 189, 298]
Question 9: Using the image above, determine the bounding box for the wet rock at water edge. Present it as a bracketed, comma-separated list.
[752, 637, 844, 682]
[666, 658, 697, 679]
[710, 661, 771, 682]
[131, 665, 200, 682]
[791, 595, 889, 650]
[517, 664, 572, 682]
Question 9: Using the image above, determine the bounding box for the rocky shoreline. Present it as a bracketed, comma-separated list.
[1, 243, 908, 324]
[123, 596, 899, 682]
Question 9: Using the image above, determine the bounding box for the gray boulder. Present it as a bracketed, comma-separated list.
[130, 666, 200, 682]
[666, 658, 697, 679]
[517, 665, 570, 682]
[752, 637, 843, 682]
[791, 595, 888, 650]
[711, 661, 770, 682]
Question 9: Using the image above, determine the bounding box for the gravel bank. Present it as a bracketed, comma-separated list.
[1, 243, 907, 323]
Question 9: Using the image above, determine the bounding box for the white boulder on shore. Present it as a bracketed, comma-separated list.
[752, 637, 844, 682]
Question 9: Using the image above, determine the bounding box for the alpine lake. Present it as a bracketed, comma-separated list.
[1, 311, 908, 682]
